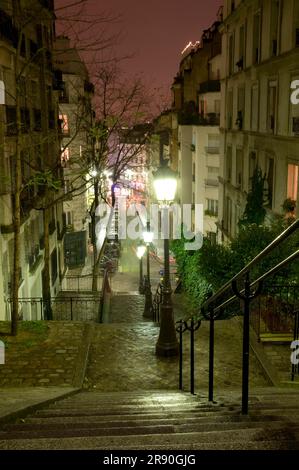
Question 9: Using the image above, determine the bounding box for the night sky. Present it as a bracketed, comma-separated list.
[55, 0, 223, 101]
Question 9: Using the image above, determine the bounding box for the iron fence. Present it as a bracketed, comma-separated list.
[5, 295, 101, 322]
[61, 274, 102, 292]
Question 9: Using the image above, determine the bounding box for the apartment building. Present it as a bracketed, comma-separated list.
[171, 15, 222, 239]
[219, 0, 299, 242]
[0, 0, 65, 320]
[53, 36, 94, 267]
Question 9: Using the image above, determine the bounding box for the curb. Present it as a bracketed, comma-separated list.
[232, 316, 280, 387]
[0, 388, 80, 425]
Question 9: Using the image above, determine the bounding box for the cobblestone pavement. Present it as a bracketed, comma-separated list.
[83, 238, 268, 392]
[109, 295, 146, 323]
[85, 319, 268, 392]
[0, 322, 86, 387]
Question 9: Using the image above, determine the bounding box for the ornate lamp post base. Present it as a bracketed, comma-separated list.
[155, 287, 179, 357]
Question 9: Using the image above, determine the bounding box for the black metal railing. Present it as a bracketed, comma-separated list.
[5, 296, 101, 322]
[176, 219, 299, 414]
[176, 318, 201, 394]
[61, 274, 102, 292]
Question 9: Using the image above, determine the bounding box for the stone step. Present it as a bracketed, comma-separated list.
[4, 413, 286, 431]
[0, 420, 292, 441]
[21, 412, 285, 427]
[34, 404, 232, 418]
[0, 427, 296, 450]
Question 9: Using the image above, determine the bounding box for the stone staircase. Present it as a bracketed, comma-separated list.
[0, 389, 299, 449]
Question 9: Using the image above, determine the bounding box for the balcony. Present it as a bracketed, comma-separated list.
[198, 113, 220, 126]
[205, 179, 219, 187]
[205, 146, 220, 154]
[198, 80, 220, 94]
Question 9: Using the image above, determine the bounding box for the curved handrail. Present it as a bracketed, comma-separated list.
[201, 219, 299, 313]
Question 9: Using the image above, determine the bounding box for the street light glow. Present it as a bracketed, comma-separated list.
[143, 230, 154, 244]
[136, 245, 146, 259]
[153, 162, 177, 203]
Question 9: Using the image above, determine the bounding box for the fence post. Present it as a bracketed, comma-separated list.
[232, 273, 263, 415]
[70, 297, 73, 321]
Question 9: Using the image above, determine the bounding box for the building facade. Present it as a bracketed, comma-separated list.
[218, 0, 299, 242]
[54, 36, 94, 268]
[170, 17, 222, 238]
[0, 0, 65, 320]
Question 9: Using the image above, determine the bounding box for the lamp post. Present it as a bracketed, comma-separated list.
[136, 244, 146, 294]
[153, 160, 179, 357]
[143, 221, 154, 318]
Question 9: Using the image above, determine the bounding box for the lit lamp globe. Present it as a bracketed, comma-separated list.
[136, 245, 146, 259]
[143, 230, 154, 245]
[153, 162, 177, 204]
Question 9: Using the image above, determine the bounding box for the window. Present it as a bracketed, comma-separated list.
[199, 99, 206, 117]
[228, 34, 235, 75]
[226, 146, 232, 182]
[61, 147, 70, 166]
[225, 196, 233, 235]
[251, 85, 259, 131]
[51, 249, 58, 285]
[290, 77, 299, 136]
[65, 211, 73, 226]
[59, 113, 69, 135]
[236, 148, 244, 189]
[266, 157, 275, 208]
[227, 90, 233, 129]
[207, 134, 220, 152]
[252, 13, 261, 64]
[237, 24, 245, 69]
[206, 199, 218, 216]
[270, 0, 279, 56]
[268, 81, 277, 133]
[236, 87, 245, 129]
[287, 164, 299, 201]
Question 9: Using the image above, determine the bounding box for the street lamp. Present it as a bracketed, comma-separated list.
[136, 244, 146, 294]
[153, 160, 179, 357]
[143, 221, 154, 318]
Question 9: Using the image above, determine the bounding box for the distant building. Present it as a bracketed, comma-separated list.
[168, 14, 222, 239]
[53, 36, 94, 267]
[218, 0, 299, 242]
